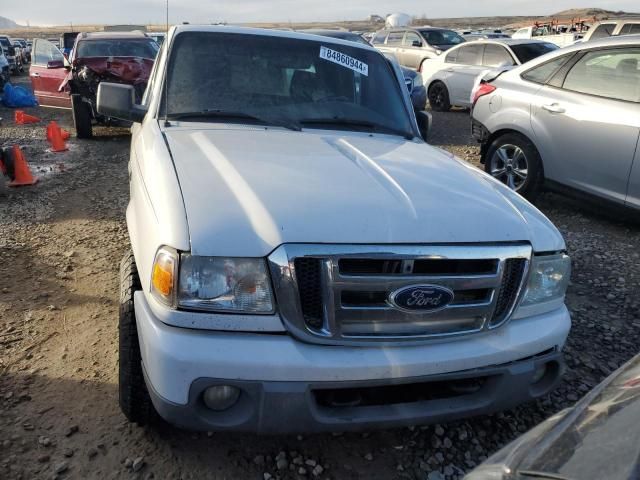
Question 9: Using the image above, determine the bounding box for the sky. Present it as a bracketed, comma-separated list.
[8, 0, 640, 26]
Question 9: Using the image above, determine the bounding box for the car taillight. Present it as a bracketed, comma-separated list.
[471, 83, 496, 107]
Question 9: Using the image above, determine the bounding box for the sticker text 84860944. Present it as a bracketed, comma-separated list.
[319, 46, 369, 77]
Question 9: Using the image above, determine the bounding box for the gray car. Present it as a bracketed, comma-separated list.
[372, 27, 465, 71]
[471, 35, 640, 209]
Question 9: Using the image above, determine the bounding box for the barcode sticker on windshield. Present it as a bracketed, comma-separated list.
[319, 46, 369, 76]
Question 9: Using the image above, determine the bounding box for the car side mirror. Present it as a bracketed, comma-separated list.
[416, 110, 432, 142]
[97, 83, 147, 123]
[412, 40, 423, 47]
[47, 60, 65, 69]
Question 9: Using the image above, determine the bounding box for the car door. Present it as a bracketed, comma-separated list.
[29, 39, 71, 108]
[401, 31, 424, 69]
[383, 31, 406, 65]
[445, 44, 485, 105]
[531, 47, 640, 204]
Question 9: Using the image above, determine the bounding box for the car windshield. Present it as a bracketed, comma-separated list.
[0, 37, 10, 48]
[511, 42, 559, 63]
[420, 29, 465, 46]
[162, 32, 414, 138]
[76, 39, 158, 59]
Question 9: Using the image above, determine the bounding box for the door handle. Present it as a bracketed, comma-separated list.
[542, 103, 565, 114]
[30, 72, 39, 77]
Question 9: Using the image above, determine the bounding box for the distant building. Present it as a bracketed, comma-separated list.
[368, 15, 384, 23]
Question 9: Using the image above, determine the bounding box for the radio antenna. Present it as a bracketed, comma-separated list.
[163, 0, 170, 127]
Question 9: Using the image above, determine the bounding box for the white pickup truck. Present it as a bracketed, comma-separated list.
[511, 26, 582, 47]
[97, 25, 571, 433]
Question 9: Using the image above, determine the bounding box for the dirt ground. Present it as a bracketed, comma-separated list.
[1, 74, 639, 480]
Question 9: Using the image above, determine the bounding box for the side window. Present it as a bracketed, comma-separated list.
[456, 45, 483, 66]
[445, 49, 458, 63]
[483, 45, 514, 67]
[372, 31, 387, 45]
[33, 39, 63, 66]
[515, 28, 529, 36]
[620, 24, 640, 35]
[403, 31, 422, 47]
[386, 31, 405, 46]
[562, 48, 640, 102]
[521, 55, 571, 84]
[589, 23, 616, 40]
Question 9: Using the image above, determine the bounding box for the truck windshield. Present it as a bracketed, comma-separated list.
[76, 39, 158, 59]
[162, 31, 414, 138]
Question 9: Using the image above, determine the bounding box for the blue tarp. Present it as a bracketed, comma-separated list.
[1, 83, 38, 108]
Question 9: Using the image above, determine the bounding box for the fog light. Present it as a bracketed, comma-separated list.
[203, 385, 240, 411]
[532, 364, 547, 384]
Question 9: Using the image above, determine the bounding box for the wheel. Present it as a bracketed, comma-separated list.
[428, 81, 451, 112]
[71, 94, 93, 139]
[119, 250, 155, 425]
[484, 132, 544, 201]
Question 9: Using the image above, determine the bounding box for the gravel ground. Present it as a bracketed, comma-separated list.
[1, 75, 639, 480]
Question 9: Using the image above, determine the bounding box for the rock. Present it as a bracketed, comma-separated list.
[263, 473, 272, 480]
[54, 461, 69, 474]
[427, 471, 444, 480]
[364, 453, 373, 461]
[305, 459, 317, 467]
[124, 458, 133, 468]
[298, 467, 307, 475]
[132, 456, 145, 472]
[253, 455, 265, 466]
[38, 436, 52, 447]
[37, 454, 50, 463]
[312, 465, 324, 477]
[63, 449, 74, 458]
[434, 424, 445, 436]
[64, 425, 79, 437]
[87, 448, 98, 459]
[276, 458, 288, 471]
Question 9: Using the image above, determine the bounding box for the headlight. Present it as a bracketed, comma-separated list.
[520, 254, 571, 306]
[412, 72, 424, 89]
[178, 256, 274, 313]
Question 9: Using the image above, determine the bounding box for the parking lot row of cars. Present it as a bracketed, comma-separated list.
[0, 34, 31, 83]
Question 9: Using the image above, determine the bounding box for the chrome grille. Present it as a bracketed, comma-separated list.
[268, 244, 531, 346]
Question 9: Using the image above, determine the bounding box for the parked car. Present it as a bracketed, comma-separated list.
[465, 352, 640, 480]
[372, 27, 466, 71]
[512, 24, 585, 47]
[12, 38, 30, 63]
[0, 35, 17, 73]
[0, 49, 9, 86]
[582, 17, 640, 41]
[12, 40, 25, 72]
[301, 29, 427, 112]
[97, 25, 570, 433]
[422, 39, 558, 111]
[29, 31, 158, 138]
[463, 33, 511, 41]
[471, 35, 640, 207]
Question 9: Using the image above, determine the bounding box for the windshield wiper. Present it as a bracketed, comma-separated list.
[166, 110, 301, 132]
[299, 117, 414, 140]
[517, 470, 575, 480]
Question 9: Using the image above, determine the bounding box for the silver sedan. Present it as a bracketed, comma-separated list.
[471, 34, 640, 210]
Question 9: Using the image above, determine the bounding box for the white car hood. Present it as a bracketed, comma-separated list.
[164, 125, 564, 257]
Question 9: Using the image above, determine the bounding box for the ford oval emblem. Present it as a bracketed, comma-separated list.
[388, 285, 454, 314]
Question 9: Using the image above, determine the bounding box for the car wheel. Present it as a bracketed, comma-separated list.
[71, 94, 93, 139]
[119, 250, 155, 425]
[428, 81, 451, 112]
[485, 133, 543, 201]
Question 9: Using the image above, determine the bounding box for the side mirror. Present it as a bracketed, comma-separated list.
[47, 60, 65, 69]
[412, 40, 423, 47]
[416, 110, 432, 143]
[96, 83, 147, 123]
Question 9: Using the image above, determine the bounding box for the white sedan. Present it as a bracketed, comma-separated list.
[421, 39, 557, 111]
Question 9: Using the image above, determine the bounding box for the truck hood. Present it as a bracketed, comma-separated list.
[164, 126, 564, 257]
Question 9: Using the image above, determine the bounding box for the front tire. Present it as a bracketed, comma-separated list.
[484, 132, 544, 202]
[71, 94, 93, 139]
[428, 81, 451, 112]
[119, 250, 155, 425]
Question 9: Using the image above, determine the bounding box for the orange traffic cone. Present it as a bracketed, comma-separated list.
[15, 110, 41, 125]
[8, 146, 38, 187]
[60, 128, 71, 141]
[47, 121, 68, 152]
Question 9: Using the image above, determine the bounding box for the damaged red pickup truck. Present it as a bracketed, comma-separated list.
[29, 31, 158, 138]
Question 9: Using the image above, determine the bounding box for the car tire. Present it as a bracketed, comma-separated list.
[484, 132, 544, 202]
[428, 81, 451, 112]
[119, 250, 155, 425]
[71, 94, 93, 139]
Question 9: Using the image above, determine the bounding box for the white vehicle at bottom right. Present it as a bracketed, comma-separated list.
[471, 35, 640, 207]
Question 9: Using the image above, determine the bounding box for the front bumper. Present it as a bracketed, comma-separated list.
[135, 292, 570, 433]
